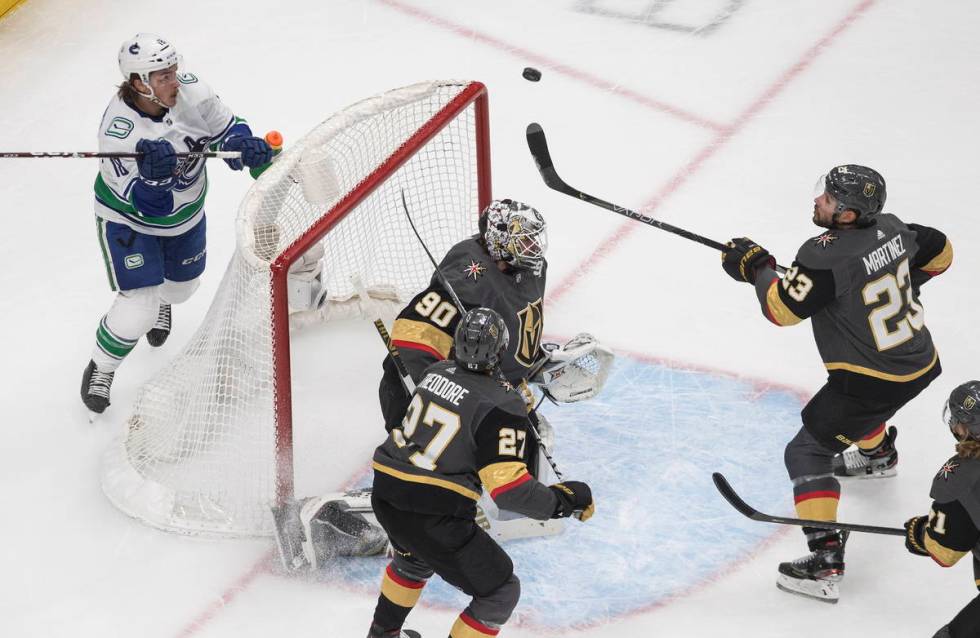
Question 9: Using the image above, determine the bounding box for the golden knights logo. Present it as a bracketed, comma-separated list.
[515, 298, 544, 367]
[863, 182, 876, 197]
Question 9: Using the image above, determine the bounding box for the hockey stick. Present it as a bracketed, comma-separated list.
[0, 150, 241, 159]
[374, 319, 416, 394]
[712, 472, 904, 536]
[351, 275, 416, 394]
[525, 122, 788, 274]
[400, 189, 467, 314]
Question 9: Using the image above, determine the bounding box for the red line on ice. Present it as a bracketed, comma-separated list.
[549, 0, 878, 305]
[375, 0, 725, 132]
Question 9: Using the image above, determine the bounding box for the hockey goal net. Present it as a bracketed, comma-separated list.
[101, 80, 491, 537]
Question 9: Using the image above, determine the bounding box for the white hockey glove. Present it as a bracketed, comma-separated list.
[531, 333, 614, 403]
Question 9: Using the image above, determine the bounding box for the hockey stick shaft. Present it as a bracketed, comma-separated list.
[400, 190, 467, 313]
[374, 319, 416, 394]
[712, 472, 905, 536]
[0, 150, 241, 159]
[525, 123, 787, 273]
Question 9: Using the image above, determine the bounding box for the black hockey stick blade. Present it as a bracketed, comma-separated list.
[526, 123, 787, 273]
[712, 472, 905, 537]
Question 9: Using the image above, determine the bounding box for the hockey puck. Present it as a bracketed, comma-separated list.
[522, 67, 542, 82]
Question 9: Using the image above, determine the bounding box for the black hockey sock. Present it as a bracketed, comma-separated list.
[371, 563, 426, 631]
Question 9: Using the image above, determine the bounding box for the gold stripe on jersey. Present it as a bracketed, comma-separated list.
[766, 280, 803, 326]
[372, 461, 480, 501]
[921, 240, 953, 275]
[825, 349, 938, 382]
[479, 461, 530, 496]
[380, 565, 425, 608]
[795, 497, 839, 521]
[391, 318, 453, 359]
[924, 533, 968, 567]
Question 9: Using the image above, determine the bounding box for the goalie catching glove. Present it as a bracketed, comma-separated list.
[531, 333, 614, 403]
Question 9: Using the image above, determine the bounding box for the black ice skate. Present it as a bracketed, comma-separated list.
[81, 360, 115, 414]
[776, 532, 848, 603]
[367, 622, 421, 638]
[270, 499, 310, 572]
[146, 303, 172, 347]
[833, 426, 898, 479]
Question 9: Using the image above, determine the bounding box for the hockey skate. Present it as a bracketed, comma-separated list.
[833, 426, 898, 479]
[146, 303, 171, 347]
[81, 360, 115, 414]
[776, 532, 848, 603]
[269, 500, 310, 572]
[367, 623, 421, 638]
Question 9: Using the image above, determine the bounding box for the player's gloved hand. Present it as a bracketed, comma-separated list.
[136, 138, 177, 182]
[904, 515, 930, 556]
[721, 237, 776, 284]
[550, 481, 594, 522]
[222, 135, 273, 170]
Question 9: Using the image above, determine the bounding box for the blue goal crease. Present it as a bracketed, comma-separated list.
[331, 359, 803, 629]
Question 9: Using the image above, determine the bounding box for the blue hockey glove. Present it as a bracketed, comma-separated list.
[222, 135, 273, 170]
[136, 139, 177, 182]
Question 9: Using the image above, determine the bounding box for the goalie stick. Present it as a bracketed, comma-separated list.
[712, 472, 904, 536]
[525, 122, 787, 274]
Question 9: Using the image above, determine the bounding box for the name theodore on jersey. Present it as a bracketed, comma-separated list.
[419, 372, 470, 406]
[863, 235, 906, 275]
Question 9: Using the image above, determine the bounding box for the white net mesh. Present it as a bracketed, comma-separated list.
[101, 80, 487, 536]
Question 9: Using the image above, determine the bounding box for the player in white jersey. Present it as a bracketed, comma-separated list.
[81, 33, 274, 414]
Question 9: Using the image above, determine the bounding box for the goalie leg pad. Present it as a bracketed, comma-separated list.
[286, 246, 327, 311]
[300, 493, 389, 567]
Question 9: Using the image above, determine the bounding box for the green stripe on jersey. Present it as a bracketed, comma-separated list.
[95, 218, 118, 291]
[95, 173, 209, 229]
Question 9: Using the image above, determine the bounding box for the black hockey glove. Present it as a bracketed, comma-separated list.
[136, 138, 177, 181]
[904, 515, 930, 556]
[550, 481, 594, 522]
[222, 135, 273, 170]
[721, 237, 775, 284]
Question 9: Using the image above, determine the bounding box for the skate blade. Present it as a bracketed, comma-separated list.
[776, 575, 839, 604]
[835, 467, 897, 480]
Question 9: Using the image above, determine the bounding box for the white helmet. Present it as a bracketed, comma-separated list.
[118, 33, 180, 86]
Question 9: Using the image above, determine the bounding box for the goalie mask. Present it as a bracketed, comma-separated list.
[944, 380, 980, 442]
[453, 307, 509, 372]
[480, 199, 548, 276]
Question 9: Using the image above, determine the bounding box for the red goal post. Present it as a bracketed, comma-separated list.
[101, 80, 491, 537]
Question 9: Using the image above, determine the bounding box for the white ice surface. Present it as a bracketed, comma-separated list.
[1, 1, 978, 636]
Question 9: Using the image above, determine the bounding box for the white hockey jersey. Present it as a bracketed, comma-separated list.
[93, 72, 243, 237]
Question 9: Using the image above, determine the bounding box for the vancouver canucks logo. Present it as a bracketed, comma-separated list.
[463, 260, 486, 281]
[515, 299, 544, 367]
[938, 460, 959, 480]
[813, 232, 838, 249]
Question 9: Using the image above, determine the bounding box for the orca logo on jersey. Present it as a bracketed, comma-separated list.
[515, 299, 544, 367]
